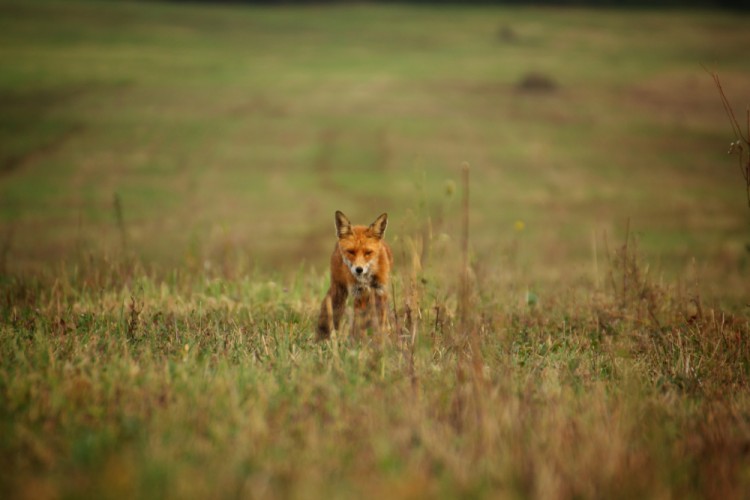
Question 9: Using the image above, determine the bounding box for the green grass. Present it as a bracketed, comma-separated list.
[1, 1, 749, 498]
[1, 1, 747, 278]
[2, 246, 749, 498]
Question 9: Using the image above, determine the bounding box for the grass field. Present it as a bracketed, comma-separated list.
[1, 1, 750, 498]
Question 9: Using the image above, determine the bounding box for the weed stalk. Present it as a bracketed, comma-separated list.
[113, 192, 129, 255]
[708, 70, 750, 209]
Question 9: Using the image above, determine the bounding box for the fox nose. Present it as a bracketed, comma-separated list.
[355, 266, 364, 275]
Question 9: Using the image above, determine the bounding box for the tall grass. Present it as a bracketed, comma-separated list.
[2, 182, 749, 499]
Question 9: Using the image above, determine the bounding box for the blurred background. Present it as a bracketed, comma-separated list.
[1, 0, 748, 305]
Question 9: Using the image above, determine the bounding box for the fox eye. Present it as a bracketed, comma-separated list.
[364, 250, 373, 256]
[347, 250, 356, 256]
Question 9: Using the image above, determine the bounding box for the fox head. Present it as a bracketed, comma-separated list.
[335, 210, 387, 282]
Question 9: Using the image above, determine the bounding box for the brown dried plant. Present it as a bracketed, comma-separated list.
[708, 70, 750, 209]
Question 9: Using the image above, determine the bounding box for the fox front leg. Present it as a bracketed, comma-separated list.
[317, 283, 348, 340]
[374, 290, 390, 331]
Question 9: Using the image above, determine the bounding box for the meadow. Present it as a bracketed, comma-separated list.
[1, 0, 749, 498]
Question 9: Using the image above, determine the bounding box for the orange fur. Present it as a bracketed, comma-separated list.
[317, 211, 393, 340]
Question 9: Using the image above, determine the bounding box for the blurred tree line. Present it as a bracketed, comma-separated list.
[168, 0, 747, 9]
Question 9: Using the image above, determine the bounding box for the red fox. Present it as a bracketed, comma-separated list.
[317, 211, 393, 340]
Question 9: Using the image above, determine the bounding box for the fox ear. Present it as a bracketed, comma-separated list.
[335, 211, 352, 238]
[369, 213, 388, 239]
